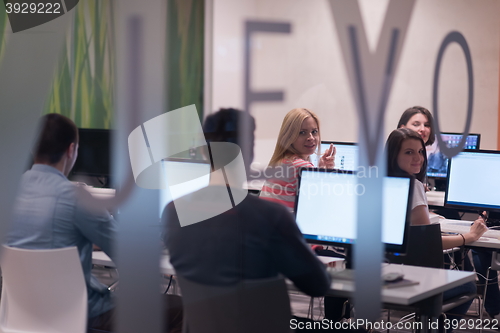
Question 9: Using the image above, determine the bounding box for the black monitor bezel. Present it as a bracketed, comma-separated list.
[294, 167, 413, 255]
[70, 128, 113, 178]
[426, 132, 481, 179]
[320, 140, 357, 146]
[445, 149, 500, 212]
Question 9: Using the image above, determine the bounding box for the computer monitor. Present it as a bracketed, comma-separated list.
[70, 129, 113, 186]
[294, 168, 413, 255]
[309, 141, 358, 171]
[445, 150, 500, 212]
[159, 158, 211, 218]
[427, 132, 481, 179]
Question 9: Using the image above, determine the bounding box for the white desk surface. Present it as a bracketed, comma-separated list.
[440, 219, 500, 249]
[426, 191, 445, 207]
[81, 186, 116, 199]
[325, 264, 475, 306]
[93, 252, 474, 306]
[92, 251, 115, 266]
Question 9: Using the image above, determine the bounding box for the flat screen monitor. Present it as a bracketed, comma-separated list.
[71, 128, 112, 178]
[159, 158, 211, 218]
[309, 141, 358, 172]
[294, 168, 413, 254]
[427, 132, 481, 178]
[445, 150, 500, 212]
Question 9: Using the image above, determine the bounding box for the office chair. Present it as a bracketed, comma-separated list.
[480, 250, 500, 322]
[0, 245, 87, 333]
[177, 275, 292, 333]
[385, 224, 478, 323]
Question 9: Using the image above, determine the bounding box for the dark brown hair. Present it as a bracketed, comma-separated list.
[34, 113, 78, 164]
[386, 128, 428, 182]
[203, 108, 256, 168]
[397, 106, 435, 146]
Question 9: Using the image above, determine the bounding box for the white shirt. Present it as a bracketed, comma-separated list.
[412, 179, 428, 211]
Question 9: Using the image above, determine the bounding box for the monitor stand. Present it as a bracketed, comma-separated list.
[486, 211, 500, 227]
[314, 246, 352, 268]
[434, 178, 447, 192]
[69, 174, 111, 188]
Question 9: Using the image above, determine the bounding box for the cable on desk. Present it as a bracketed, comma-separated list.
[475, 272, 498, 283]
[164, 275, 173, 294]
[307, 297, 315, 319]
[444, 247, 470, 271]
[397, 312, 415, 325]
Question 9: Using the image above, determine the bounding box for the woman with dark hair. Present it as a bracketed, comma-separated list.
[397, 106, 435, 146]
[398, 109, 500, 320]
[386, 128, 486, 247]
[386, 128, 487, 321]
[399, 106, 451, 179]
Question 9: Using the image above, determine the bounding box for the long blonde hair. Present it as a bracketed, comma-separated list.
[268, 108, 321, 166]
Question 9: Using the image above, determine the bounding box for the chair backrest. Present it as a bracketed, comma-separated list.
[0, 245, 87, 333]
[387, 224, 444, 268]
[177, 276, 292, 333]
[490, 250, 500, 271]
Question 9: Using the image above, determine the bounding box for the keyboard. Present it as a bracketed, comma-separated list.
[441, 222, 500, 239]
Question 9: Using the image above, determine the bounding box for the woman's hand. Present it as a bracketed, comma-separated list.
[318, 143, 335, 169]
[464, 213, 488, 243]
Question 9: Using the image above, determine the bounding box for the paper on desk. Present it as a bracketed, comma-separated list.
[429, 212, 442, 224]
[317, 256, 345, 265]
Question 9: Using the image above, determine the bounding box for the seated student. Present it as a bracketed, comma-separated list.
[258, 108, 353, 323]
[397, 106, 435, 147]
[386, 127, 487, 318]
[398, 108, 500, 319]
[7, 114, 182, 333]
[163, 109, 331, 328]
[259, 108, 335, 210]
[397, 106, 459, 182]
[398, 106, 450, 194]
[163, 108, 330, 289]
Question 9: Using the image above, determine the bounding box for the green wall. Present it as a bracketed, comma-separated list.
[166, 0, 204, 119]
[2, 0, 205, 129]
[44, 0, 115, 129]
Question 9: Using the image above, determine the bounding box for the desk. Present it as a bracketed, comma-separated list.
[440, 219, 500, 249]
[94, 251, 473, 305]
[93, 252, 473, 331]
[92, 251, 115, 266]
[325, 264, 474, 305]
[328, 265, 474, 333]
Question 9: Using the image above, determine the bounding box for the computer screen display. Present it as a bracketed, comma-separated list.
[294, 168, 413, 254]
[445, 150, 500, 212]
[159, 159, 211, 217]
[309, 141, 358, 172]
[426, 133, 480, 178]
[71, 128, 113, 177]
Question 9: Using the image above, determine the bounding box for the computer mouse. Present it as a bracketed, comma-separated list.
[383, 272, 404, 283]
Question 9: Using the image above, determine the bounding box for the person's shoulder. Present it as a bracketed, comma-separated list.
[413, 179, 425, 189]
[288, 156, 312, 168]
[243, 194, 293, 218]
[24, 166, 76, 197]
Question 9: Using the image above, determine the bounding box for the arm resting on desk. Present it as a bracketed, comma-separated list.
[442, 218, 488, 250]
[270, 209, 331, 297]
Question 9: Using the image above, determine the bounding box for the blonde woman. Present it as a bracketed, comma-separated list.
[260, 108, 335, 210]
